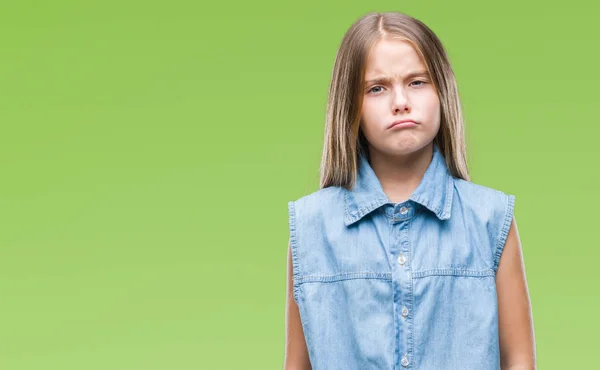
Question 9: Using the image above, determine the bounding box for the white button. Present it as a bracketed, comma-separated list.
[399, 206, 409, 215]
[397, 254, 407, 265]
[401, 306, 409, 317]
[401, 354, 409, 367]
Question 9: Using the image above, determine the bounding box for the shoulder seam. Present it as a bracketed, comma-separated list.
[287, 200, 301, 304]
[493, 193, 515, 272]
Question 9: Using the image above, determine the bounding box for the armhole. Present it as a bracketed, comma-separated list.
[287, 200, 301, 305]
[493, 193, 515, 273]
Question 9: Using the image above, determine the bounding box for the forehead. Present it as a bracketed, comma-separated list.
[364, 39, 425, 74]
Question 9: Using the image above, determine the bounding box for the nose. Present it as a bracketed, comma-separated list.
[392, 88, 410, 113]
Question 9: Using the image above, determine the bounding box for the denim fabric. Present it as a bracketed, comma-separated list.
[287, 142, 515, 370]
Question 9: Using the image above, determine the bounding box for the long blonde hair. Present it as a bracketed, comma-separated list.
[319, 11, 470, 190]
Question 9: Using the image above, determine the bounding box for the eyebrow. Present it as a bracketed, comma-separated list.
[365, 71, 430, 85]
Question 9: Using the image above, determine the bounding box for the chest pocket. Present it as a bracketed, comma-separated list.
[405, 207, 499, 278]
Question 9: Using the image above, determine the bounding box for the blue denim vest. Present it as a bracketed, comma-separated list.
[287, 142, 515, 370]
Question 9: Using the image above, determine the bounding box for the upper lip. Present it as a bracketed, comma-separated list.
[388, 119, 418, 129]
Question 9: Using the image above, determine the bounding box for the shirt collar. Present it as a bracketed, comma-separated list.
[344, 142, 454, 226]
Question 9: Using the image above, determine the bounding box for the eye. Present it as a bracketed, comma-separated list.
[411, 80, 427, 87]
[367, 86, 384, 94]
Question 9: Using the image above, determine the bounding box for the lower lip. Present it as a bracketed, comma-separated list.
[389, 122, 417, 129]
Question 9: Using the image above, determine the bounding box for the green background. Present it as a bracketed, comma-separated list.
[1, 1, 597, 369]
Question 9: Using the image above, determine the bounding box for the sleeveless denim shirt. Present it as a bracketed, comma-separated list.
[287, 142, 515, 370]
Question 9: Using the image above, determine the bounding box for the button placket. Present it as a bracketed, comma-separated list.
[393, 203, 413, 369]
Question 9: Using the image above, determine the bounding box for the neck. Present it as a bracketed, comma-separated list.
[368, 143, 434, 204]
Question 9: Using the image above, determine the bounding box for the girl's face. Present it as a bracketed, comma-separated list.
[360, 39, 441, 158]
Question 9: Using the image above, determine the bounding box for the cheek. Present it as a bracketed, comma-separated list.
[360, 100, 378, 122]
[360, 102, 380, 135]
[417, 90, 438, 106]
[421, 94, 441, 119]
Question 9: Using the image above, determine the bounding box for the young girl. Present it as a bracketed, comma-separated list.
[284, 11, 536, 370]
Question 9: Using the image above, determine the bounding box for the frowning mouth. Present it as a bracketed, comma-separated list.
[388, 120, 418, 129]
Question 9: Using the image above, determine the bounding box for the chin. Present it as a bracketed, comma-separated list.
[388, 139, 433, 155]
